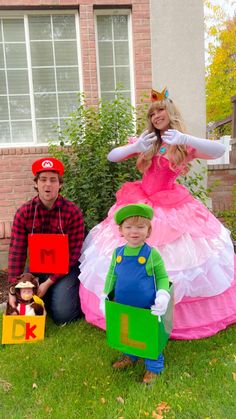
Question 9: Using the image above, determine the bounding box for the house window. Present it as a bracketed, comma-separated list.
[95, 10, 134, 103]
[0, 12, 81, 145]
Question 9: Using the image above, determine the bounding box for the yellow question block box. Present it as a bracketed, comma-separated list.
[2, 314, 46, 344]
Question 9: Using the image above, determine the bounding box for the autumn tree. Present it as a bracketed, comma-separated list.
[205, 12, 236, 131]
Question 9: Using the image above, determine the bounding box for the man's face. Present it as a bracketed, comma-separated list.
[35, 171, 60, 208]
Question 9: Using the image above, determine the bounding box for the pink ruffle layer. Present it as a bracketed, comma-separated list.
[105, 196, 221, 247]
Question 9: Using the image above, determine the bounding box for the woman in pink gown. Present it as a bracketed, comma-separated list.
[79, 89, 236, 339]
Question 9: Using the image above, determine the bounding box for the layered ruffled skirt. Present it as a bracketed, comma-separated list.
[79, 181, 236, 339]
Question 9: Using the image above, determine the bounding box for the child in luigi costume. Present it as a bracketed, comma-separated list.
[99, 203, 170, 384]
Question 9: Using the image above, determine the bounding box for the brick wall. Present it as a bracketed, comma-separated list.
[0, 0, 152, 268]
[0, 147, 50, 267]
[208, 139, 236, 211]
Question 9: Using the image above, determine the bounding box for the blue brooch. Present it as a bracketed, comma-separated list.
[159, 146, 166, 154]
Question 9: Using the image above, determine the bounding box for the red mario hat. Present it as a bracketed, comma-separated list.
[32, 157, 64, 176]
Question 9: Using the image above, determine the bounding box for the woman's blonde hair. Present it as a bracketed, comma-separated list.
[137, 99, 189, 173]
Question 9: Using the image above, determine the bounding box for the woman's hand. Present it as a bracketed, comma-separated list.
[134, 130, 157, 153]
[107, 130, 157, 162]
[162, 129, 226, 159]
[161, 129, 187, 145]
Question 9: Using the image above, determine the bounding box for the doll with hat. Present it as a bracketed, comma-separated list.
[99, 203, 170, 384]
[79, 87, 236, 340]
[6, 273, 44, 316]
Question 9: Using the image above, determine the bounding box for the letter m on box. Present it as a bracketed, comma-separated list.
[28, 233, 69, 274]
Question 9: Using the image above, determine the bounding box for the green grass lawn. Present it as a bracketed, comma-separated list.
[0, 315, 235, 419]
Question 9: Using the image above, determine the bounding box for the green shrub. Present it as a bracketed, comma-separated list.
[49, 93, 141, 232]
[178, 162, 217, 206]
[217, 209, 236, 241]
[216, 184, 236, 242]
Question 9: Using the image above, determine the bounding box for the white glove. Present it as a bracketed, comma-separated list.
[133, 130, 157, 153]
[151, 290, 170, 317]
[161, 129, 226, 159]
[107, 130, 157, 162]
[99, 292, 108, 316]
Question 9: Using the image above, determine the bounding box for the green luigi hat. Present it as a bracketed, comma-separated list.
[114, 203, 154, 225]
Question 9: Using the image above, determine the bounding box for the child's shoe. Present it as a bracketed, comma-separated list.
[142, 370, 159, 384]
[112, 355, 134, 369]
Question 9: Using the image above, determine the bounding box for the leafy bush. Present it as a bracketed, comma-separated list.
[217, 209, 236, 244]
[49, 93, 141, 232]
[178, 161, 219, 207]
[216, 184, 236, 242]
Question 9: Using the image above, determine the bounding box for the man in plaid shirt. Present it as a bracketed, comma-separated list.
[8, 157, 84, 324]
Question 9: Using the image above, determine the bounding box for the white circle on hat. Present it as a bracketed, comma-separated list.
[42, 160, 54, 169]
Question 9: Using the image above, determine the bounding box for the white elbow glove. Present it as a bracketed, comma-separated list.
[161, 129, 226, 159]
[107, 130, 157, 162]
[151, 290, 170, 317]
[99, 293, 108, 316]
[133, 130, 157, 153]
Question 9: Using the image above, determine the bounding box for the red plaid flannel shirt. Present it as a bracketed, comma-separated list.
[8, 195, 84, 283]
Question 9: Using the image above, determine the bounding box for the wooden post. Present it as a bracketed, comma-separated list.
[231, 95, 236, 139]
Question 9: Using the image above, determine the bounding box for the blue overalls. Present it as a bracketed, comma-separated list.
[114, 243, 164, 374]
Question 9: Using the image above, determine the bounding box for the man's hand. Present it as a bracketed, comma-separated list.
[38, 278, 54, 298]
[8, 293, 17, 309]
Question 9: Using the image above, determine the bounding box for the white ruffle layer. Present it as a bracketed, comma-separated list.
[79, 223, 234, 304]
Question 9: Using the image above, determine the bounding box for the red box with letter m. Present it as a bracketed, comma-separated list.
[28, 233, 69, 274]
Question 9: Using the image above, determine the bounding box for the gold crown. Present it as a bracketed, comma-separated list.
[151, 87, 169, 102]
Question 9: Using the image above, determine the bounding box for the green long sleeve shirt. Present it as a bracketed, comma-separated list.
[104, 244, 170, 295]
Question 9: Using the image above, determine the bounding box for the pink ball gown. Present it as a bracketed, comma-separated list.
[79, 151, 236, 339]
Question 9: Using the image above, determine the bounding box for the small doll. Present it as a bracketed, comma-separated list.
[6, 273, 45, 316]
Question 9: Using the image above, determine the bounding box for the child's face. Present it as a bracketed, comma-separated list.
[20, 288, 34, 301]
[120, 218, 150, 247]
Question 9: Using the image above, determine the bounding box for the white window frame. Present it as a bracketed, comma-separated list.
[94, 9, 135, 106]
[0, 9, 83, 148]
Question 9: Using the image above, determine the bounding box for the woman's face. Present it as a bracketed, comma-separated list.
[150, 107, 170, 133]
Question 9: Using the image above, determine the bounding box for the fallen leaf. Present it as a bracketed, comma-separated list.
[152, 411, 162, 418]
[209, 358, 218, 365]
[0, 379, 12, 392]
[45, 405, 53, 413]
[116, 396, 124, 404]
[100, 397, 106, 404]
[156, 401, 171, 414]
[232, 372, 236, 381]
[32, 383, 38, 389]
